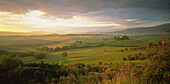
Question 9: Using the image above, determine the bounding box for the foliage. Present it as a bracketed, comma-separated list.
[61, 52, 68, 57]
[120, 49, 124, 52]
[0, 55, 22, 70]
[98, 61, 102, 65]
[149, 42, 155, 47]
[0, 50, 8, 55]
[34, 53, 46, 60]
[123, 57, 127, 61]
[142, 43, 170, 83]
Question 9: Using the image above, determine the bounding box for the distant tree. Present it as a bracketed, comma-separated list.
[139, 56, 146, 60]
[54, 47, 61, 51]
[49, 48, 54, 52]
[127, 55, 132, 59]
[62, 46, 69, 49]
[123, 57, 127, 61]
[34, 53, 46, 60]
[125, 48, 128, 50]
[101, 43, 104, 46]
[0, 50, 8, 55]
[61, 52, 68, 57]
[40, 47, 49, 51]
[98, 61, 102, 65]
[123, 35, 129, 40]
[69, 44, 76, 48]
[129, 56, 135, 60]
[120, 49, 124, 52]
[149, 43, 154, 47]
[134, 55, 139, 60]
[79, 41, 83, 44]
[76, 41, 83, 44]
[114, 36, 117, 39]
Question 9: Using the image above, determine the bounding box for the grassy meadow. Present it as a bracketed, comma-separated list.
[1, 34, 168, 64]
[21, 46, 145, 64]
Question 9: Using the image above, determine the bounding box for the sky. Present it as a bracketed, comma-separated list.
[0, 0, 170, 33]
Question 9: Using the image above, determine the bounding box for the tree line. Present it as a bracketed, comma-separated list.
[36, 41, 105, 52]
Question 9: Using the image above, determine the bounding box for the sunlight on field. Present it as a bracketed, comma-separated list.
[0, 35, 168, 64]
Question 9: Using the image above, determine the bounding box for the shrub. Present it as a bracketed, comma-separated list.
[139, 56, 146, 60]
[134, 54, 138, 56]
[98, 61, 102, 65]
[74, 63, 85, 69]
[104, 63, 107, 65]
[34, 53, 46, 60]
[101, 43, 104, 46]
[92, 67, 100, 72]
[123, 57, 127, 61]
[142, 43, 169, 83]
[120, 50, 124, 52]
[134, 55, 139, 60]
[54, 47, 61, 51]
[61, 52, 68, 57]
[127, 55, 132, 59]
[0, 50, 8, 55]
[149, 42, 154, 47]
[139, 52, 142, 55]
[129, 56, 135, 60]
[0, 55, 22, 70]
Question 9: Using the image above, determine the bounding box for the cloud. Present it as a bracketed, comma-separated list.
[0, 0, 170, 32]
[126, 19, 138, 22]
[0, 0, 169, 18]
[0, 10, 123, 33]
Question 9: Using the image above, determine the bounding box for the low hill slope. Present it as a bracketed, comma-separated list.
[114, 23, 170, 33]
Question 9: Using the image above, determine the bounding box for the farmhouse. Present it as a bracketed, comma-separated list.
[118, 36, 123, 38]
[114, 35, 129, 40]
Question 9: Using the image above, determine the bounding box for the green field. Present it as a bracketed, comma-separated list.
[0, 34, 169, 64]
[21, 46, 145, 64]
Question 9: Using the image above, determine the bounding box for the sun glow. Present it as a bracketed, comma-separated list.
[0, 10, 122, 33]
[26, 10, 46, 17]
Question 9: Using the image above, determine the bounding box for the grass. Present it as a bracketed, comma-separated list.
[47, 39, 149, 49]
[1, 34, 169, 64]
[21, 46, 145, 64]
[130, 35, 170, 41]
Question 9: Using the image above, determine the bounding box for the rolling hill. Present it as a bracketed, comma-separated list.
[114, 23, 170, 33]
